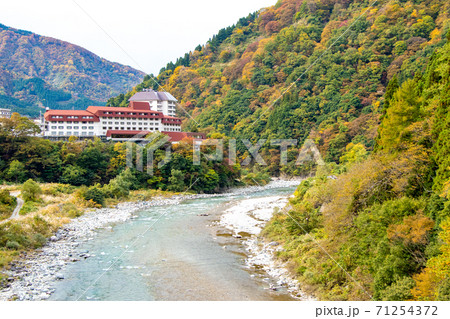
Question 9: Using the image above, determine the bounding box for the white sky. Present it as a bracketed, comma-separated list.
[0, 0, 276, 75]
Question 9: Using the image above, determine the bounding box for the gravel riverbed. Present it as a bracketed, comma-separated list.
[0, 179, 302, 301]
[218, 191, 313, 300]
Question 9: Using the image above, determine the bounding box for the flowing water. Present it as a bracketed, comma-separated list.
[49, 186, 298, 301]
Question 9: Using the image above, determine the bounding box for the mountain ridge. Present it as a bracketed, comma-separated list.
[0, 23, 145, 116]
[109, 0, 449, 163]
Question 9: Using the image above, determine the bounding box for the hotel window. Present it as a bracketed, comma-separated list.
[88, 132, 94, 136]
[73, 122, 79, 124]
[103, 127, 107, 130]
[109, 127, 113, 130]
[59, 126, 64, 129]
[67, 132, 72, 136]
[120, 127, 124, 130]
[67, 126, 72, 129]
[51, 126, 57, 129]
[51, 132, 57, 135]
[74, 132, 79, 136]
[82, 126, 87, 130]
[82, 132, 87, 136]
[88, 126, 94, 130]
[73, 126, 79, 130]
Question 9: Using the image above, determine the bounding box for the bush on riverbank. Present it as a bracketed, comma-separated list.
[22, 180, 42, 202]
[0, 190, 16, 221]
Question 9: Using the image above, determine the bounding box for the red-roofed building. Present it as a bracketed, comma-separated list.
[41, 90, 196, 141]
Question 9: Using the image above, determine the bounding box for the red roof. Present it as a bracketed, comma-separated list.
[44, 110, 99, 122]
[86, 106, 135, 113]
[129, 101, 151, 110]
[162, 131, 206, 142]
[45, 110, 93, 115]
[106, 130, 152, 137]
[106, 130, 206, 142]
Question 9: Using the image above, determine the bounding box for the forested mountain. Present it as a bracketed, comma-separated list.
[264, 37, 450, 301]
[0, 23, 145, 117]
[106, 0, 450, 301]
[110, 0, 449, 162]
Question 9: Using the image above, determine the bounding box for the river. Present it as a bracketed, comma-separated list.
[48, 185, 299, 301]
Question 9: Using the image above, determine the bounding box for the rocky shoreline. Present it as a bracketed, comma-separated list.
[217, 191, 312, 300]
[245, 238, 314, 300]
[0, 179, 300, 301]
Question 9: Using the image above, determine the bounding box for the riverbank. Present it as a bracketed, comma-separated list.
[217, 194, 312, 300]
[0, 179, 301, 301]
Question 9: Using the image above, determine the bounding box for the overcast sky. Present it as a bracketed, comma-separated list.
[0, 0, 276, 74]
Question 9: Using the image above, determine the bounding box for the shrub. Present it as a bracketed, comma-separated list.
[31, 233, 47, 248]
[22, 179, 42, 202]
[5, 240, 20, 250]
[381, 276, 415, 301]
[79, 185, 105, 206]
[437, 278, 450, 301]
[60, 203, 82, 218]
[42, 184, 75, 196]
[19, 201, 39, 216]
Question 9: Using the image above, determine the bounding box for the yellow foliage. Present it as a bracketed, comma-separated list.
[387, 214, 434, 246]
[412, 217, 450, 300]
[412, 269, 440, 300]
[429, 28, 441, 42]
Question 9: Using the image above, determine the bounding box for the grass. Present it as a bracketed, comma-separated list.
[0, 183, 90, 275]
[0, 182, 196, 280]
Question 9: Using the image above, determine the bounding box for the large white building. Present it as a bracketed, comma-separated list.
[0, 108, 11, 118]
[41, 90, 199, 141]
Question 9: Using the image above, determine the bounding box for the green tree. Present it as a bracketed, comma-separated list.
[167, 169, 185, 192]
[6, 160, 27, 183]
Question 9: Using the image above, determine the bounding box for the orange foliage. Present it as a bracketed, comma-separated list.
[387, 214, 435, 246]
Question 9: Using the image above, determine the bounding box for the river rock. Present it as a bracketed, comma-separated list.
[269, 241, 279, 246]
[0, 180, 302, 301]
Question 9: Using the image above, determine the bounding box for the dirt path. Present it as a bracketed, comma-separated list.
[9, 191, 23, 220]
[0, 191, 23, 223]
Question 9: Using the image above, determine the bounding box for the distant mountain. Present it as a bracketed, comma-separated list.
[0, 23, 145, 117]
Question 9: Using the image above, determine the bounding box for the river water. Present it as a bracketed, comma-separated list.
[49, 186, 298, 301]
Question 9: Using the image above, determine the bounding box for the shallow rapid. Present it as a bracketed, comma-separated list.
[44, 185, 299, 301]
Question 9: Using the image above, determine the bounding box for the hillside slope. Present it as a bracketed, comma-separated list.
[263, 37, 450, 301]
[110, 0, 449, 162]
[0, 23, 145, 116]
